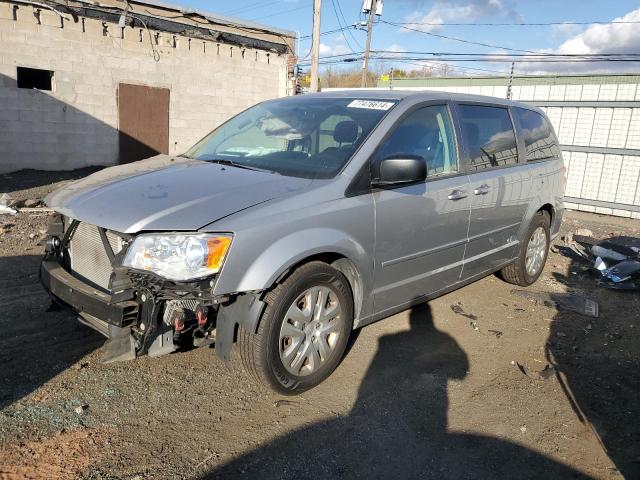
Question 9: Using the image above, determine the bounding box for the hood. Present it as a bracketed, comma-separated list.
[45, 155, 312, 233]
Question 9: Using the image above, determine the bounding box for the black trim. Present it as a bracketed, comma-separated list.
[97, 227, 116, 265]
[41, 260, 138, 327]
[453, 102, 521, 174]
[345, 100, 462, 197]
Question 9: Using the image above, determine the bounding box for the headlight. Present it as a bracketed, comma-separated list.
[123, 233, 232, 281]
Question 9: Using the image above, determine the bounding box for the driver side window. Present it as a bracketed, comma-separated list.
[378, 105, 458, 177]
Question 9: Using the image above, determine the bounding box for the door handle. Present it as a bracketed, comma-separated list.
[473, 184, 491, 195]
[447, 189, 468, 201]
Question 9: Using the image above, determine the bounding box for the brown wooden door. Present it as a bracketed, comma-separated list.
[118, 83, 170, 164]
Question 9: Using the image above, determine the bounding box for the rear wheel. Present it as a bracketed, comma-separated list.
[238, 261, 353, 394]
[500, 211, 550, 286]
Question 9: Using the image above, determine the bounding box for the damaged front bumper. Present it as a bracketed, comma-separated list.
[41, 259, 138, 329]
[40, 251, 266, 364]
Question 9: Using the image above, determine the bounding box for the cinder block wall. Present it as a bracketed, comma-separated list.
[0, 2, 290, 173]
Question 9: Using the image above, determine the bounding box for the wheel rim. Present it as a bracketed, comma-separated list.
[525, 226, 547, 277]
[278, 286, 343, 377]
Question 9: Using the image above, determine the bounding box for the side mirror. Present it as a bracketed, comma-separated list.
[372, 154, 427, 186]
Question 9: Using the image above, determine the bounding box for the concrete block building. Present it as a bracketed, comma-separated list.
[376, 74, 640, 218]
[0, 0, 295, 173]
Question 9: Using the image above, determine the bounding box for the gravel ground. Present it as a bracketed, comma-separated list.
[0, 168, 638, 479]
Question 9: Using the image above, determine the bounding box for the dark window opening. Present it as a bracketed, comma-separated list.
[513, 107, 561, 162]
[17, 67, 53, 90]
[458, 104, 518, 171]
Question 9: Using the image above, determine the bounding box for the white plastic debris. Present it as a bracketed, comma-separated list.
[594, 257, 607, 271]
[0, 194, 17, 215]
[0, 206, 17, 215]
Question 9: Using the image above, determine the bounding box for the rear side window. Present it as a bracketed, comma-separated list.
[458, 105, 518, 171]
[512, 107, 561, 162]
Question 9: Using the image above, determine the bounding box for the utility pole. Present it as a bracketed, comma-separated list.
[310, 0, 322, 92]
[360, 0, 376, 88]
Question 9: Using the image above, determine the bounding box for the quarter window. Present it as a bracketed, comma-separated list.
[378, 105, 458, 177]
[458, 105, 518, 170]
[512, 107, 561, 161]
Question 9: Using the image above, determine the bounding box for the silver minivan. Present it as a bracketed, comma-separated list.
[41, 91, 564, 393]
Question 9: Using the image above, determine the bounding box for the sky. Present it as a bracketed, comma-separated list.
[176, 0, 640, 76]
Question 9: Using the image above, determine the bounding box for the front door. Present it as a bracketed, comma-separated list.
[118, 83, 170, 164]
[454, 103, 532, 278]
[373, 104, 470, 316]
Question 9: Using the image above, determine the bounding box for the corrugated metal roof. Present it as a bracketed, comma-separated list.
[378, 73, 640, 88]
[76, 0, 296, 38]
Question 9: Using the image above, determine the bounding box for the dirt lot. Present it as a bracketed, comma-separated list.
[1, 169, 639, 479]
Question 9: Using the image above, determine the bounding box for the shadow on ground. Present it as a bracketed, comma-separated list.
[548, 251, 640, 479]
[0, 255, 103, 410]
[0, 167, 102, 195]
[203, 304, 588, 479]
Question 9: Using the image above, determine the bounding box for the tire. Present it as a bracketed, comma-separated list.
[500, 211, 551, 287]
[238, 261, 354, 394]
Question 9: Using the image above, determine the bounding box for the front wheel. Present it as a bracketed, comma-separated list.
[500, 211, 550, 286]
[238, 261, 354, 394]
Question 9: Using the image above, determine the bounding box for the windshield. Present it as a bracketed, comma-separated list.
[185, 97, 397, 178]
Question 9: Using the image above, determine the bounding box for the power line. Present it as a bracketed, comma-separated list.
[386, 19, 640, 27]
[299, 54, 640, 66]
[222, 0, 282, 16]
[335, 0, 363, 50]
[299, 26, 354, 40]
[304, 50, 640, 61]
[372, 50, 640, 59]
[380, 20, 543, 54]
[329, 0, 355, 52]
[249, 4, 309, 21]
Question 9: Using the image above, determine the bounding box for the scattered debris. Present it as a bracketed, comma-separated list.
[22, 198, 41, 208]
[450, 303, 481, 331]
[75, 362, 90, 371]
[563, 233, 640, 289]
[273, 399, 296, 408]
[451, 303, 478, 321]
[19, 207, 55, 214]
[488, 329, 503, 338]
[511, 290, 599, 317]
[74, 403, 89, 414]
[0, 193, 17, 215]
[450, 303, 477, 320]
[512, 361, 557, 380]
[574, 228, 594, 237]
[520, 425, 527, 434]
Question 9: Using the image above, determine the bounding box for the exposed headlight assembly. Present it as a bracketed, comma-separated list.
[123, 234, 232, 281]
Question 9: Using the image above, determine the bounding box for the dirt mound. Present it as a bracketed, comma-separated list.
[0, 428, 109, 480]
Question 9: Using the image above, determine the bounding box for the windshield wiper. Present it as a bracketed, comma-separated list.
[204, 158, 279, 175]
[205, 158, 261, 171]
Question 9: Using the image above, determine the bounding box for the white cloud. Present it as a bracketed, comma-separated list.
[319, 43, 351, 56]
[518, 8, 640, 74]
[551, 22, 583, 39]
[402, 0, 521, 33]
[377, 43, 407, 58]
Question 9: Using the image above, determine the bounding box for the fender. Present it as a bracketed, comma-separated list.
[213, 227, 370, 296]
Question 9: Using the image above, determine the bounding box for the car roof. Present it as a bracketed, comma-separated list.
[296, 89, 543, 113]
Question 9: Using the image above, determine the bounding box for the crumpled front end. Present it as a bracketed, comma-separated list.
[40, 214, 262, 363]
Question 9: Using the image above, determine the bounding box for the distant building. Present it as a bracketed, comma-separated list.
[0, 0, 295, 173]
[375, 74, 640, 219]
